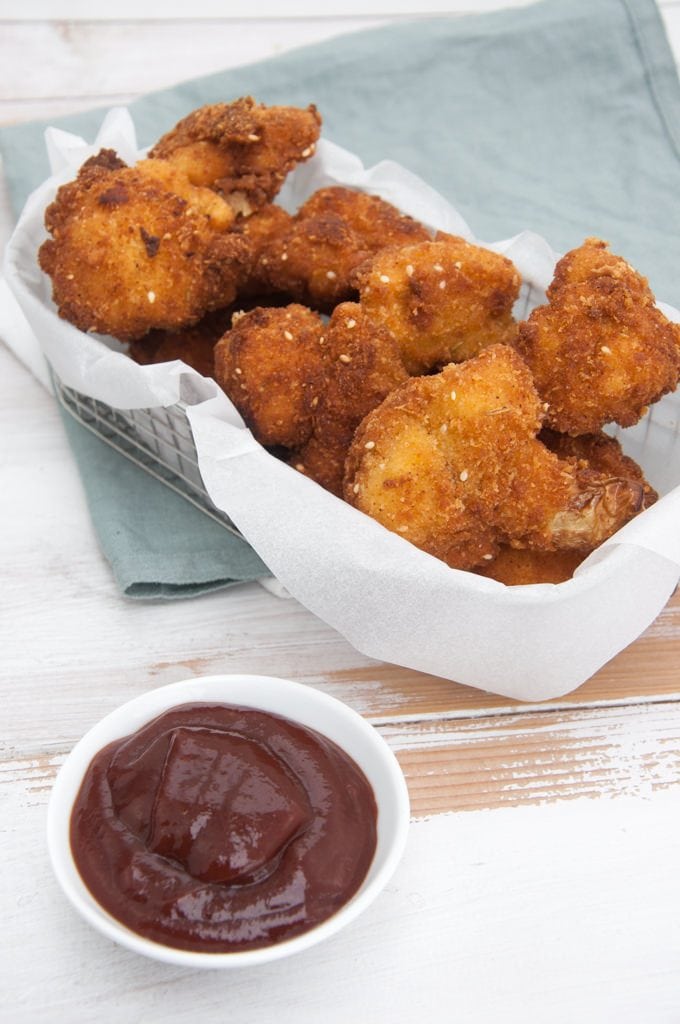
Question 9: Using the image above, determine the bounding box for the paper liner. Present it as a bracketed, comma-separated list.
[4, 107, 680, 700]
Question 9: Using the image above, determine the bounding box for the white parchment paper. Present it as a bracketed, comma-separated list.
[4, 108, 680, 700]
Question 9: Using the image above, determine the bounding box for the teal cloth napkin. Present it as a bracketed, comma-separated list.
[2, 0, 680, 598]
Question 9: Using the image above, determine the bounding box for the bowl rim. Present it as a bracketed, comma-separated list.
[46, 673, 411, 969]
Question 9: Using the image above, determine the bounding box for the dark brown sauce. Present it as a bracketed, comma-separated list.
[70, 702, 378, 953]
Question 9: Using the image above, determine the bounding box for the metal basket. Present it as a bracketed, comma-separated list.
[53, 374, 244, 538]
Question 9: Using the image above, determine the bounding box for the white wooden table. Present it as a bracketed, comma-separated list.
[2, 5, 680, 1022]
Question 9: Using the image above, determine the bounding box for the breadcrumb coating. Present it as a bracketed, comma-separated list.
[515, 239, 680, 435]
[149, 98, 321, 215]
[39, 150, 250, 341]
[261, 187, 430, 307]
[354, 235, 521, 374]
[344, 345, 646, 570]
[213, 304, 326, 448]
[293, 302, 409, 495]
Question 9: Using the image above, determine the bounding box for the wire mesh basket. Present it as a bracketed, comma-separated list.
[53, 373, 244, 538]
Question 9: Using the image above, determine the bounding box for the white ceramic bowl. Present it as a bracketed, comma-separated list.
[47, 674, 410, 968]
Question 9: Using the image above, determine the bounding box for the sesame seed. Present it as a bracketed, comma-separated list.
[601, 345, 612, 354]
[319, 336, 326, 345]
[66, 273, 74, 280]
[450, 390, 457, 401]
[163, 232, 172, 240]
[284, 330, 294, 341]
[326, 270, 337, 280]
[438, 279, 447, 289]
[235, 367, 243, 375]
[433, 263, 444, 272]
[379, 274, 391, 283]
[482, 553, 494, 561]
[353, 482, 360, 494]
[247, 134, 260, 142]
[338, 353, 352, 364]
[147, 290, 156, 303]
[346, 319, 357, 329]
[440, 423, 448, 433]
[280, 252, 288, 261]
[397, 525, 409, 533]
[301, 145, 314, 158]
[365, 440, 376, 450]
[459, 469, 469, 482]
[454, 261, 462, 269]
[542, 402, 550, 412]
[295, 463, 305, 472]
[406, 264, 414, 277]
[311, 396, 319, 408]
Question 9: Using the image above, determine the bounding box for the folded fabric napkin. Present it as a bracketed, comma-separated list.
[1, 0, 679, 598]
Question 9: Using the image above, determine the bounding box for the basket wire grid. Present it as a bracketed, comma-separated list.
[53, 374, 244, 539]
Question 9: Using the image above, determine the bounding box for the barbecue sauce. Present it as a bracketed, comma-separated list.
[70, 703, 377, 953]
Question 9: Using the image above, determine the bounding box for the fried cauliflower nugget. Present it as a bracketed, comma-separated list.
[344, 345, 645, 570]
[261, 187, 430, 307]
[213, 304, 326, 448]
[515, 240, 680, 435]
[354, 236, 521, 374]
[294, 302, 409, 495]
[149, 98, 321, 215]
[38, 150, 251, 342]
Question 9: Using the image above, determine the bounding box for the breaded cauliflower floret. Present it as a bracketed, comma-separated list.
[39, 149, 250, 341]
[213, 304, 326, 448]
[354, 235, 521, 374]
[261, 187, 430, 307]
[344, 345, 646, 570]
[149, 98, 321, 215]
[515, 239, 680, 435]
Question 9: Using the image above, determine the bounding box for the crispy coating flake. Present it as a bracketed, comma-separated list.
[293, 302, 409, 495]
[515, 239, 680, 435]
[344, 345, 645, 570]
[149, 98, 321, 215]
[354, 236, 521, 374]
[232, 204, 294, 295]
[39, 150, 250, 341]
[213, 304, 326, 448]
[261, 187, 431, 307]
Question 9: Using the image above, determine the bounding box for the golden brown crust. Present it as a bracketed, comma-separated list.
[293, 302, 409, 495]
[232, 204, 294, 296]
[344, 345, 645, 570]
[354, 236, 521, 374]
[149, 98, 321, 213]
[39, 151, 250, 341]
[213, 304, 326, 448]
[539, 428, 658, 508]
[260, 187, 431, 307]
[515, 242, 680, 435]
[473, 547, 587, 585]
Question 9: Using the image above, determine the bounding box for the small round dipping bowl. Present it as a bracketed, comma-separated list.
[47, 674, 410, 968]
